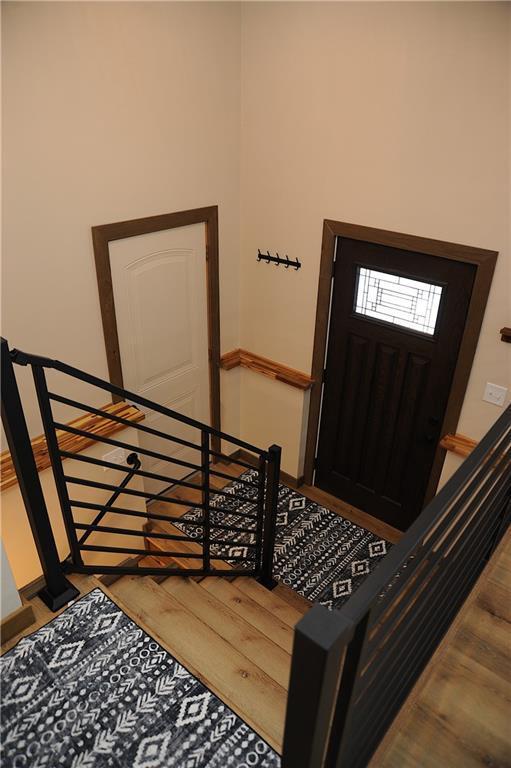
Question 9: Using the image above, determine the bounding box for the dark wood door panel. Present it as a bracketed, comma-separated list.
[315, 236, 477, 530]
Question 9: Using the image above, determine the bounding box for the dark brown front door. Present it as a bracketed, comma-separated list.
[315, 237, 476, 530]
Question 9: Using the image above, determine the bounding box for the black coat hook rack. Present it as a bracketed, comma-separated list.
[257, 249, 301, 271]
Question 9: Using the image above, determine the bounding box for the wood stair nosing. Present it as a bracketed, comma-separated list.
[234, 578, 307, 627]
[145, 519, 232, 575]
[109, 574, 286, 750]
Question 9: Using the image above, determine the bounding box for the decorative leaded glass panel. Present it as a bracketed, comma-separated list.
[354, 267, 443, 335]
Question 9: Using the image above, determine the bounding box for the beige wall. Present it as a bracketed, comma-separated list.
[1, 1, 242, 440]
[1, 1, 242, 585]
[2, 0, 510, 565]
[238, 1, 511, 479]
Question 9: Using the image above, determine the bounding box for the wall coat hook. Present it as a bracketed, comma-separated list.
[257, 249, 301, 271]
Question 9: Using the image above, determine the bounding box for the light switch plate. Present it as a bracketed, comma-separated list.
[102, 447, 127, 469]
[483, 382, 508, 407]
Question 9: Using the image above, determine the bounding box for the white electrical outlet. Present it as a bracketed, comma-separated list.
[102, 447, 127, 469]
[483, 382, 508, 407]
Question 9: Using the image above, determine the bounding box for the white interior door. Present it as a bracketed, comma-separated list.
[110, 224, 210, 495]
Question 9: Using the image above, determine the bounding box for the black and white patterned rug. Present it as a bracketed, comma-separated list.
[179, 469, 390, 610]
[1, 588, 280, 768]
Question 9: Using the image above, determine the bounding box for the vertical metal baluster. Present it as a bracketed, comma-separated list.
[255, 453, 267, 576]
[202, 430, 211, 572]
[1, 338, 79, 610]
[32, 365, 83, 566]
[259, 443, 281, 589]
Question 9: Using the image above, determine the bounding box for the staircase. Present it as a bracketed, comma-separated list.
[97, 460, 311, 752]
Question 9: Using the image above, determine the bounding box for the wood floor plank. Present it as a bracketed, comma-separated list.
[110, 575, 286, 751]
[160, 576, 292, 688]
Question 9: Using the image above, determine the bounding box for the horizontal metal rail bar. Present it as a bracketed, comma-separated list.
[70, 499, 257, 528]
[69, 499, 256, 535]
[49, 391, 204, 455]
[208, 450, 257, 470]
[53, 390, 260, 472]
[209, 486, 258, 504]
[54, 422, 260, 489]
[60, 449, 259, 504]
[79, 543, 254, 562]
[55, 422, 205, 474]
[80, 544, 202, 558]
[355, 500, 505, 707]
[369, 436, 511, 627]
[14, 348, 266, 454]
[144, 528, 257, 550]
[66, 563, 257, 578]
[69, 499, 204, 526]
[360, 506, 504, 699]
[64, 475, 200, 508]
[347, 552, 482, 768]
[347, 540, 489, 767]
[350, 520, 500, 758]
[337, 412, 511, 627]
[65, 475, 260, 519]
[74, 522, 201, 543]
[367, 454, 511, 644]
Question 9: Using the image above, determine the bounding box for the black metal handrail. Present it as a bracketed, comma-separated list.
[282, 405, 511, 768]
[1, 338, 282, 611]
[76, 452, 141, 547]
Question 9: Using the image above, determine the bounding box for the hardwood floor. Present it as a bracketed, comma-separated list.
[2, 461, 509, 766]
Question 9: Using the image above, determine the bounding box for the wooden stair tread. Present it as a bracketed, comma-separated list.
[110, 575, 286, 750]
[159, 576, 291, 688]
[200, 577, 296, 654]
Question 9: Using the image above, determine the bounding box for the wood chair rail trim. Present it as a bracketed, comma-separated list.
[0, 401, 144, 492]
[220, 349, 314, 391]
[440, 432, 478, 458]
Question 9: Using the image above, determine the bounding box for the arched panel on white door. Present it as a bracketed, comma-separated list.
[110, 224, 209, 494]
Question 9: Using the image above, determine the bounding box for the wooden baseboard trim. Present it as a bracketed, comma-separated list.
[228, 448, 303, 489]
[220, 348, 313, 391]
[1, 602, 36, 645]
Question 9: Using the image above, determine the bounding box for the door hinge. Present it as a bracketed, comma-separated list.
[205, 245, 209, 261]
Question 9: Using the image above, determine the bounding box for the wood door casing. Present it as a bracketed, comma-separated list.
[315, 238, 477, 530]
[92, 206, 221, 453]
[305, 221, 498, 516]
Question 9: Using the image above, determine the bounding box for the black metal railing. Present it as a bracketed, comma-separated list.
[282, 404, 511, 768]
[1, 338, 281, 611]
